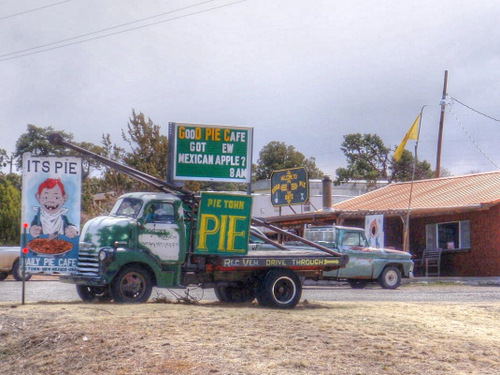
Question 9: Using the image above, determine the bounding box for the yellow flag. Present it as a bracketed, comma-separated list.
[394, 114, 421, 162]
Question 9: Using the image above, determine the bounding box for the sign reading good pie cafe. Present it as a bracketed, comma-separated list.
[170, 123, 253, 183]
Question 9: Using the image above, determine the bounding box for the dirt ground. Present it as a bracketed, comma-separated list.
[1, 295, 499, 375]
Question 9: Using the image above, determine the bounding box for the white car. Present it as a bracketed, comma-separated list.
[0, 247, 31, 281]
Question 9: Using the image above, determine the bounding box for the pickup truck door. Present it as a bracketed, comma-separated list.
[138, 201, 182, 262]
[337, 231, 374, 278]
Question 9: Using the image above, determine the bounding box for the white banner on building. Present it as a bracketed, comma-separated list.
[365, 214, 384, 248]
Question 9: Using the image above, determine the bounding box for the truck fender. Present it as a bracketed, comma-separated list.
[373, 261, 403, 278]
[103, 250, 162, 286]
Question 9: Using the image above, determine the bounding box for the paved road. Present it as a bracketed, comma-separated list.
[1, 278, 499, 304]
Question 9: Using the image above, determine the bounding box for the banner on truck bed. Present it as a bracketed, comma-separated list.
[170, 122, 253, 183]
[21, 153, 81, 274]
[195, 192, 252, 255]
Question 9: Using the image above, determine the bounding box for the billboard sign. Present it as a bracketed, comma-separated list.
[270, 167, 309, 206]
[21, 153, 81, 274]
[195, 192, 252, 255]
[170, 123, 253, 182]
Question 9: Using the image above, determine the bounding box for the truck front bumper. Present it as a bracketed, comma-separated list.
[59, 274, 105, 286]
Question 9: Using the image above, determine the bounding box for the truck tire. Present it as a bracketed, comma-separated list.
[214, 284, 255, 303]
[12, 259, 32, 281]
[111, 265, 153, 303]
[348, 279, 369, 289]
[378, 266, 401, 289]
[0, 272, 8, 281]
[76, 285, 112, 302]
[256, 269, 302, 309]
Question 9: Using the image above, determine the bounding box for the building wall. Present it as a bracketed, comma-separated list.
[410, 206, 500, 277]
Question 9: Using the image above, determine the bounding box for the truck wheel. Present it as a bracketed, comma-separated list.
[348, 279, 369, 289]
[12, 259, 32, 281]
[76, 285, 112, 302]
[378, 266, 401, 289]
[214, 284, 255, 303]
[111, 265, 153, 303]
[256, 269, 302, 309]
[0, 272, 8, 281]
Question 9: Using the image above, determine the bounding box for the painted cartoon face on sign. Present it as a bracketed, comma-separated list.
[29, 178, 79, 239]
[37, 180, 67, 213]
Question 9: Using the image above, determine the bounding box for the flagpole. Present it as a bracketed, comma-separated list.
[403, 105, 426, 252]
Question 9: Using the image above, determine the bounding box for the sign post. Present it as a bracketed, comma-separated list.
[21, 223, 28, 305]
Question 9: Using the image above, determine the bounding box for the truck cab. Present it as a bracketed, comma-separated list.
[63, 192, 188, 302]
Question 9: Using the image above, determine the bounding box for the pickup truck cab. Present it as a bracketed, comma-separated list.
[300, 225, 413, 289]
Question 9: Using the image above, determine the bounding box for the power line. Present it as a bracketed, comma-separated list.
[0, 0, 248, 62]
[0, 0, 72, 21]
[448, 106, 499, 169]
[0, 0, 219, 59]
[449, 96, 500, 123]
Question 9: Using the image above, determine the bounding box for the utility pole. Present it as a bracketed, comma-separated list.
[435, 70, 448, 178]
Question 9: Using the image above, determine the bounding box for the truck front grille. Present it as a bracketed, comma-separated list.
[77, 248, 100, 276]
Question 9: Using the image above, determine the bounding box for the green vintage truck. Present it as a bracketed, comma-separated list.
[49, 134, 349, 309]
[290, 225, 414, 289]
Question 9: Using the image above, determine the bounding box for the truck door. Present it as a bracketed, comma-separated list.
[337, 231, 374, 278]
[138, 201, 182, 262]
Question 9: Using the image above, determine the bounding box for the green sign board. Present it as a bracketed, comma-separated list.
[195, 192, 252, 255]
[270, 167, 309, 206]
[170, 122, 253, 182]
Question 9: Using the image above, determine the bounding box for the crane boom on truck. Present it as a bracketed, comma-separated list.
[47, 133, 348, 308]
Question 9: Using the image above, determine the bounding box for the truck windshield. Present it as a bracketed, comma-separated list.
[112, 198, 143, 218]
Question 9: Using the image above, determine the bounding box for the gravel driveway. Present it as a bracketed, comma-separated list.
[1, 277, 499, 304]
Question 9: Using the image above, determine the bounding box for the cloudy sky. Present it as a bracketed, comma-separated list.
[2, 0, 500, 178]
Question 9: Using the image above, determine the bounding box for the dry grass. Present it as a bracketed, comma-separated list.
[1, 299, 499, 375]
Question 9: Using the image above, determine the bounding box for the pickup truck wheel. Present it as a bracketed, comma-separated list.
[0, 272, 8, 281]
[76, 285, 112, 302]
[348, 279, 369, 289]
[111, 265, 153, 303]
[214, 284, 255, 303]
[256, 269, 302, 309]
[378, 266, 401, 289]
[12, 259, 32, 281]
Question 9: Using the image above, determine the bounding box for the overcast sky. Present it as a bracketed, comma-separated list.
[2, 0, 500, 178]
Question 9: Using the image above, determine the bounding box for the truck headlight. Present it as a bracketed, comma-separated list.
[99, 250, 108, 261]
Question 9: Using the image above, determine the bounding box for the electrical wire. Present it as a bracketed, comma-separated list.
[0, 0, 248, 62]
[0, 0, 219, 59]
[449, 96, 500, 123]
[448, 105, 499, 169]
[0, 0, 72, 21]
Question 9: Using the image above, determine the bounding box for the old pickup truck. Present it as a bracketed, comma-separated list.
[292, 225, 413, 289]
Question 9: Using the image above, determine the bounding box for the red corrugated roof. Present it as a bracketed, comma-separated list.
[332, 171, 500, 215]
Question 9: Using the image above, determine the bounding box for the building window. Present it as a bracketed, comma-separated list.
[426, 220, 470, 251]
